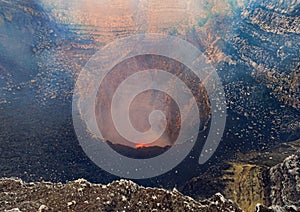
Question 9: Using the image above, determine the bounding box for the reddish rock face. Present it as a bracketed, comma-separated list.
[39, 0, 241, 52]
[39, 0, 220, 41]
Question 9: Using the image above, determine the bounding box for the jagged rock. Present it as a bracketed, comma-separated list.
[224, 0, 300, 146]
[0, 178, 243, 211]
[199, 193, 243, 212]
[0, 0, 299, 211]
[4, 209, 22, 212]
[180, 140, 300, 212]
[268, 155, 300, 207]
[255, 204, 300, 212]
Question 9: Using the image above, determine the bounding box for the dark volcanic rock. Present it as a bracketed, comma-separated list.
[0, 178, 242, 212]
[225, 0, 300, 144]
[0, 1, 299, 211]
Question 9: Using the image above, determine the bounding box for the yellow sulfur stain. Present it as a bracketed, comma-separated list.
[223, 162, 265, 212]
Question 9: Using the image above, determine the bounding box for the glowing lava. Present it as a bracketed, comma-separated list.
[135, 144, 149, 149]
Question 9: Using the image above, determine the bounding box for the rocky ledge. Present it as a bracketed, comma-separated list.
[0, 178, 242, 212]
[1, 154, 300, 212]
[268, 154, 300, 208]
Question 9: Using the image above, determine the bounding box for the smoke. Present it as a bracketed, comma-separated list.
[91, 54, 210, 148]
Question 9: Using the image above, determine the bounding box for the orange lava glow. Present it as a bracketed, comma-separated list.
[135, 144, 149, 149]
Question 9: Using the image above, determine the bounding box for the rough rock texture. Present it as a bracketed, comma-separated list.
[268, 155, 300, 207]
[223, 150, 300, 212]
[226, 0, 300, 144]
[1, 0, 299, 185]
[222, 163, 265, 211]
[222, 152, 300, 211]
[0, 1, 299, 211]
[238, 0, 300, 110]
[252, 154, 300, 212]
[181, 140, 300, 212]
[0, 178, 242, 212]
[255, 204, 300, 212]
